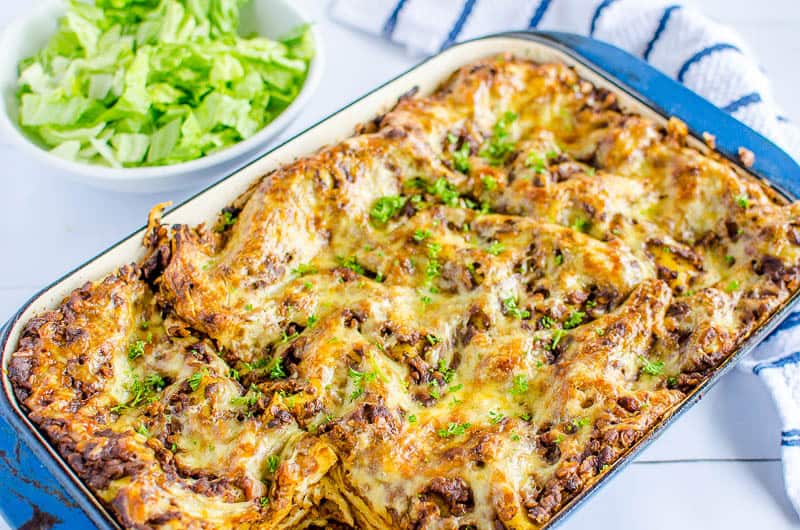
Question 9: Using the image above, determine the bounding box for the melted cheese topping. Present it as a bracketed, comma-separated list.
[10, 56, 800, 529]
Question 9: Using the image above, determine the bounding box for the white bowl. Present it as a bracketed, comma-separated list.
[0, 0, 324, 193]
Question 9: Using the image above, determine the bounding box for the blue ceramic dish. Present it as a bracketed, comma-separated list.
[2, 31, 799, 529]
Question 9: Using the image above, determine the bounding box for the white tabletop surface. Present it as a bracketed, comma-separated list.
[2, 0, 800, 528]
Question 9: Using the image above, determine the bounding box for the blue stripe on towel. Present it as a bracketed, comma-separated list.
[782, 438, 800, 447]
[382, 0, 408, 38]
[590, 0, 618, 36]
[778, 115, 790, 123]
[643, 5, 681, 61]
[440, 0, 478, 51]
[528, 0, 553, 28]
[782, 429, 800, 438]
[775, 311, 800, 333]
[722, 92, 763, 114]
[754, 350, 800, 374]
[677, 43, 741, 82]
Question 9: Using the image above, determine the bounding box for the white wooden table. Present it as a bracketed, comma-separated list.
[2, 1, 799, 528]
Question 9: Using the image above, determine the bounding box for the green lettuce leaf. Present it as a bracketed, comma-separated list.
[15, 0, 314, 168]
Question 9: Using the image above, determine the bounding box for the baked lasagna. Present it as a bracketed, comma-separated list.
[9, 55, 800, 529]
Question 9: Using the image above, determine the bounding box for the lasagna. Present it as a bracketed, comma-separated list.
[9, 55, 800, 529]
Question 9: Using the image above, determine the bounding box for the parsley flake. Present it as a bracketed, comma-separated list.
[187, 368, 207, 391]
[487, 241, 505, 255]
[413, 229, 431, 242]
[488, 410, 505, 424]
[510, 374, 528, 395]
[127, 340, 146, 361]
[267, 455, 280, 473]
[502, 296, 530, 319]
[292, 263, 317, 276]
[348, 366, 377, 401]
[639, 356, 665, 376]
[370, 195, 408, 224]
[437, 422, 472, 438]
[563, 311, 585, 329]
[480, 111, 518, 166]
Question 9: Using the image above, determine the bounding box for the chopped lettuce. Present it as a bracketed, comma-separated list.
[16, 0, 313, 168]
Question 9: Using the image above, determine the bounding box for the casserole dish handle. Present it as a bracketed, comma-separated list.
[0, 417, 95, 528]
[517, 31, 800, 199]
[0, 318, 96, 529]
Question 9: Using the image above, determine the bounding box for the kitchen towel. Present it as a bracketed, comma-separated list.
[330, 0, 800, 518]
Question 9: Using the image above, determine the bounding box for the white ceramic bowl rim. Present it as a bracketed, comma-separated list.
[0, 0, 324, 182]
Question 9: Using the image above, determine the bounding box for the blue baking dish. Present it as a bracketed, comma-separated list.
[2, 31, 800, 529]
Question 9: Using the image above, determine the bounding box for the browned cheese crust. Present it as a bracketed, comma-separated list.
[9, 56, 800, 529]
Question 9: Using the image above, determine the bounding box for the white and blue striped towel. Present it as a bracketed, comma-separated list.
[331, 0, 800, 517]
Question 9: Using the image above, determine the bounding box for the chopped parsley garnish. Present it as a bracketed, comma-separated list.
[437, 422, 472, 438]
[554, 252, 564, 266]
[348, 366, 377, 401]
[425, 241, 442, 286]
[487, 241, 505, 255]
[217, 210, 237, 232]
[408, 414, 418, 423]
[502, 296, 530, 319]
[188, 368, 207, 391]
[245, 303, 254, 311]
[571, 217, 591, 233]
[259, 497, 269, 507]
[370, 195, 408, 224]
[268, 357, 287, 379]
[510, 433, 521, 442]
[337, 255, 366, 275]
[482, 176, 497, 191]
[563, 311, 585, 329]
[307, 314, 318, 328]
[135, 424, 149, 437]
[127, 340, 146, 361]
[413, 229, 431, 242]
[292, 263, 317, 276]
[229, 368, 240, 381]
[510, 374, 529, 395]
[540, 315, 555, 328]
[112, 373, 166, 413]
[667, 376, 679, 387]
[480, 111, 517, 166]
[549, 329, 568, 350]
[420, 295, 433, 305]
[572, 417, 590, 429]
[639, 356, 665, 376]
[519, 412, 532, 421]
[428, 178, 461, 207]
[595, 327, 605, 336]
[725, 255, 735, 266]
[488, 410, 505, 424]
[280, 330, 299, 343]
[267, 455, 280, 473]
[725, 279, 740, 292]
[426, 334, 441, 346]
[437, 359, 456, 384]
[736, 195, 750, 208]
[450, 135, 472, 173]
[231, 385, 262, 408]
[527, 152, 546, 173]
